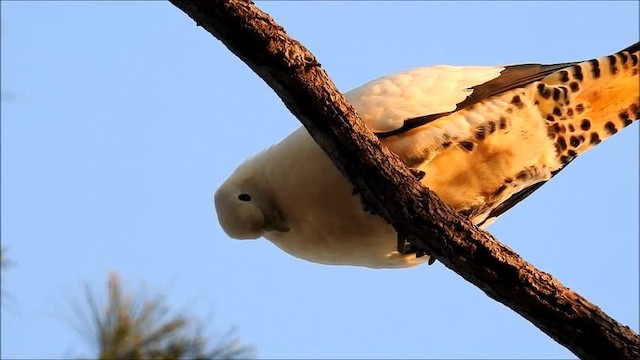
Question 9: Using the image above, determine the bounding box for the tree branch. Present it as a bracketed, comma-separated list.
[169, 0, 640, 358]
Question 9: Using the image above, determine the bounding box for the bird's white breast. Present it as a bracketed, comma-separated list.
[260, 128, 427, 268]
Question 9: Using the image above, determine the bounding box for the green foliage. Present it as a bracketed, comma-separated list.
[75, 273, 254, 360]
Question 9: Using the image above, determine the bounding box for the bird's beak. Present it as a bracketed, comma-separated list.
[264, 220, 290, 233]
[263, 202, 290, 233]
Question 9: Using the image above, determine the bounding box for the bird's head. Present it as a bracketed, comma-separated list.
[214, 175, 290, 240]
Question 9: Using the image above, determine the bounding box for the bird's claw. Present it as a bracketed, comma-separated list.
[416, 250, 436, 265]
[355, 189, 379, 215]
[416, 249, 437, 265]
[398, 234, 438, 265]
[410, 168, 426, 181]
[397, 234, 413, 254]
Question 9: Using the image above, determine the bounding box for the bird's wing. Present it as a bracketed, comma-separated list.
[476, 159, 573, 228]
[476, 43, 639, 227]
[345, 62, 576, 138]
[344, 43, 638, 230]
[343, 62, 577, 220]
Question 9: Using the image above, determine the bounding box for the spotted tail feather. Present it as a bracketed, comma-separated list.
[534, 42, 639, 165]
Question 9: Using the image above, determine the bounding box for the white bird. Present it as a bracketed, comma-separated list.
[214, 43, 639, 268]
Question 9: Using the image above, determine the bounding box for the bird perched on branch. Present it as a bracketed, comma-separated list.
[214, 43, 639, 269]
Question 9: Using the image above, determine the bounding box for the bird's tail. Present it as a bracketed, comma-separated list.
[534, 42, 639, 165]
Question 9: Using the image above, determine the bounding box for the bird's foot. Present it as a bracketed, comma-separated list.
[416, 242, 436, 265]
[397, 233, 414, 254]
[416, 250, 437, 265]
[409, 168, 426, 181]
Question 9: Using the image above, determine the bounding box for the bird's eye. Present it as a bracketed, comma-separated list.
[237, 194, 252, 202]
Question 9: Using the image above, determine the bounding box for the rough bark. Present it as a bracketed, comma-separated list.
[169, 0, 640, 358]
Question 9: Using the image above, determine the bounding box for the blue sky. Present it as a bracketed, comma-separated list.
[1, 1, 638, 359]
